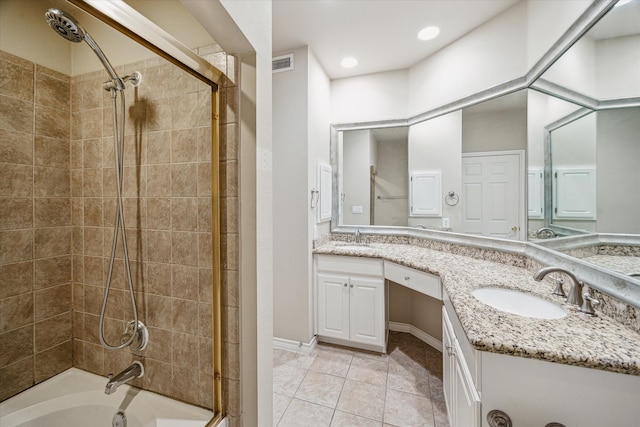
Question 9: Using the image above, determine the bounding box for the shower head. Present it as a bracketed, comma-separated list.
[45, 9, 85, 43]
[44, 8, 125, 90]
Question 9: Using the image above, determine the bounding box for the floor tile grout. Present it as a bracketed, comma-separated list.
[274, 331, 449, 427]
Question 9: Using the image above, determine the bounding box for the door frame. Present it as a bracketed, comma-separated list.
[461, 150, 526, 241]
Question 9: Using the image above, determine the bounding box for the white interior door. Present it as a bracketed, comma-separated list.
[461, 152, 523, 239]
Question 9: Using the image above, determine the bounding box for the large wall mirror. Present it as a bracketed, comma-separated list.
[337, 91, 527, 240]
[528, 0, 640, 277]
[330, 0, 640, 294]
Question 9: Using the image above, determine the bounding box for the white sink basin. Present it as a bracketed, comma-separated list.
[471, 288, 567, 319]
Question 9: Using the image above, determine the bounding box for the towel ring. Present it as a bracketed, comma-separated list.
[445, 191, 459, 206]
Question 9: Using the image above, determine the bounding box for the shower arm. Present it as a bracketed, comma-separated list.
[83, 33, 125, 91]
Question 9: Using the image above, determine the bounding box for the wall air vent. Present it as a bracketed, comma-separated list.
[272, 54, 294, 73]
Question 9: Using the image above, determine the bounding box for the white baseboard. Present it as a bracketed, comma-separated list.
[272, 335, 317, 355]
[388, 321, 442, 352]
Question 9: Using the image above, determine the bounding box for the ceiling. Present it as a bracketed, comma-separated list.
[272, 0, 519, 80]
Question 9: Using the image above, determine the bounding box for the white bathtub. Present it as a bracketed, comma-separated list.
[0, 368, 218, 427]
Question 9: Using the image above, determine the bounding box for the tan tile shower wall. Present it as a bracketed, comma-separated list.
[0, 50, 73, 401]
[70, 56, 214, 408]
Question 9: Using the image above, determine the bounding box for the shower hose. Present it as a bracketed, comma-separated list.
[98, 85, 140, 350]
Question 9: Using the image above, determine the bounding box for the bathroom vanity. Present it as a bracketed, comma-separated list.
[313, 241, 640, 427]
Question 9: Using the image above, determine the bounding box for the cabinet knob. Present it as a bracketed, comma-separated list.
[350, 284, 354, 288]
[404, 276, 410, 281]
[344, 283, 348, 287]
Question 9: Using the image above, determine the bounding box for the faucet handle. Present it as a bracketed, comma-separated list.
[580, 291, 600, 316]
[551, 274, 566, 298]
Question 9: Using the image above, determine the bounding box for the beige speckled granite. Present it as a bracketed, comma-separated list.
[582, 254, 640, 274]
[314, 241, 640, 376]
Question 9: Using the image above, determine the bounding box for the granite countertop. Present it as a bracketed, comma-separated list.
[314, 241, 640, 376]
[581, 254, 640, 275]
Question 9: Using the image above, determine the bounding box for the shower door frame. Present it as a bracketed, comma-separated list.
[66, 0, 225, 423]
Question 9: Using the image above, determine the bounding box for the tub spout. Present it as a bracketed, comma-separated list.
[105, 361, 144, 395]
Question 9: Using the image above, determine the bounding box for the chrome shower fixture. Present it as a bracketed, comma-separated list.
[45, 8, 146, 352]
[44, 8, 142, 92]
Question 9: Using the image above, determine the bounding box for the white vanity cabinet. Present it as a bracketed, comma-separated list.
[443, 292, 640, 427]
[315, 255, 386, 352]
[443, 305, 480, 427]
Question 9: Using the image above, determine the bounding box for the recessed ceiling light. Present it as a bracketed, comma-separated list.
[417, 26, 440, 41]
[341, 57, 358, 68]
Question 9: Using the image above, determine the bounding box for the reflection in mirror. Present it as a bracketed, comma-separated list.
[538, 0, 640, 101]
[527, 89, 590, 239]
[529, 0, 640, 256]
[528, 0, 640, 287]
[341, 127, 408, 226]
[335, 91, 528, 240]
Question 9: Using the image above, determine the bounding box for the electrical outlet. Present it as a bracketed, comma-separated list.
[352, 206, 363, 214]
[442, 217, 450, 228]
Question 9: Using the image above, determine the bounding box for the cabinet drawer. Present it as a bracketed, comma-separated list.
[316, 255, 383, 276]
[384, 261, 442, 300]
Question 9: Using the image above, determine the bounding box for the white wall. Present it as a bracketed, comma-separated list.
[596, 35, 640, 99]
[331, 1, 592, 125]
[408, 111, 462, 230]
[273, 46, 331, 345]
[462, 107, 527, 153]
[543, 33, 597, 97]
[343, 130, 373, 225]
[218, 1, 273, 425]
[331, 69, 408, 123]
[408, 1, 527, 115]
[273, 47, 311, 343]
[526, 0, 593, 69]
[596, 108, 640, 233]
[374, 138, 408, 226]
[308, 51, 332, 237]
[1, 0, 71, 74]
[551, 112, 596, 168]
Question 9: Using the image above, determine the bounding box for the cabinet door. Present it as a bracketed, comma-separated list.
[442, 308, 456, 425]
[453, 343, 480, 427]
[444, 307, 481, 427]
[349, 276, 385, 348]
[317, 273, 350, 340]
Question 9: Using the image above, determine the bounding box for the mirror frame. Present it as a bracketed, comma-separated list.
[329, 0, 640, 309]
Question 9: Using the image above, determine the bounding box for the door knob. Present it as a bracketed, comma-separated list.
[511, 226, 520, 232]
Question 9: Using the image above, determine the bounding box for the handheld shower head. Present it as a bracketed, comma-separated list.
[44, 8, 124, 90]
[45, 9, 85, 43]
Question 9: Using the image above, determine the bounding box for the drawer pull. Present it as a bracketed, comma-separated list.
[404, 276, 410, 280]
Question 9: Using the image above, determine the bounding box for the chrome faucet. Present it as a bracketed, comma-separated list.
[533, 266, 584, 307]
[354, 228, 361, 244]
[105, 361, 144, 395]
[536, 227, 557, 239]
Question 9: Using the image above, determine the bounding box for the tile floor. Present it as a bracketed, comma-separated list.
[273, 331, 450, 427]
